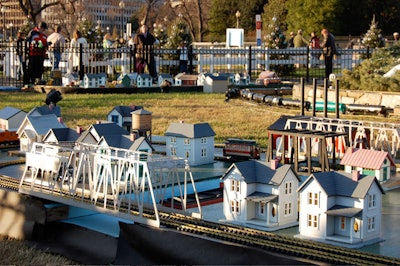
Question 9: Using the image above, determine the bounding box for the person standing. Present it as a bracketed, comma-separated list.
[26, 22, 48, 84]
[287, 32, 295, 48]
[47, 25, 65, 71]
[320, 28, 336, 78]
[178, 41, 188, 73]
[68, 30, 88, 74]
[16, 30, 26, 81]
[133, 24, 159, 78]
[293, 29, 308, 48]
[309, 31, 320, 49]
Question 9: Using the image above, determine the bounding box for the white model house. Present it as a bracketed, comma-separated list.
[17, 114, 66, 152]
[296, 171, 384, 247]
[107, 105, 143, 132]
[0, 106, 26, 131]
[200, 73, 232, 93]
[82, 73, 107, 88]
[98, 135, 153, 154]
[136, 73, 153, 87]
[157, 73, 174, 87]
[221, 160, 300, 230]
[165, 121, 215, 166]
[340, 147, 395, 182]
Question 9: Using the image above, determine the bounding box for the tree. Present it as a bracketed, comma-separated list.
[262, 0, 288, 41]
[361, 16, 385, 48]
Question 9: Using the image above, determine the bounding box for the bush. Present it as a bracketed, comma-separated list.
[341, 45, 400, 91]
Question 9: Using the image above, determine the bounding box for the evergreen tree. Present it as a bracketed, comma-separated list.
[77, 19, 102, 44]
[264, 16, 287, 49]
[361, 16, 385, 48]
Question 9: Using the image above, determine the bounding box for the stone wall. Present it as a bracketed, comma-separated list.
[292, 84, 400, 108]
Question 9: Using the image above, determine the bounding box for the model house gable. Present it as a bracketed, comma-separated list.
[137, 73, 153, 87]
[27, 105, 62, 118]
[76, 122, 129, 145]
[107, 105, 143, 132]
[157, 73, 174, 87]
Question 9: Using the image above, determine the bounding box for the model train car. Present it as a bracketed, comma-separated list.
[0, 130, 19, 145]
[223, 138, 261, 160]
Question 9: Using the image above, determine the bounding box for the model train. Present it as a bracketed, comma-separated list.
[223, 138, 261, 160]
[227, 88, 390, 117]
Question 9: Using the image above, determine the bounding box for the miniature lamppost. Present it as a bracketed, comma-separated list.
[119, 0, 125, 38]
[235, 10, 241, 28]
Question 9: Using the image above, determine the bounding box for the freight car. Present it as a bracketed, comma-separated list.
[346, 104, 389, 117]
[223, 138, 261, 160]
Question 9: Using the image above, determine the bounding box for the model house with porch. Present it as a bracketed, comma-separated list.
[296, 171, 384, 247]
[17, 114, 66, 152]
[107, 105, 143, 133]
[340, 148, 395, 182]
[165, 121, 215, 166]
[221, 160, 300, 231]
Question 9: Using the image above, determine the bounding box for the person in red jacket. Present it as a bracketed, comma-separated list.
[26, 22, 48, 84]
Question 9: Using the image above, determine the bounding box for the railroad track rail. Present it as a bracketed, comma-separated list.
[1, 173, 400, 265]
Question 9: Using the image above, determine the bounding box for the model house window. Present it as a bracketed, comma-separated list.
[340, 217, 346, 230]
[368, 194, 376, 208]
[171, 137, 176, 143]
[308, 192, 319, 205]
[201, 148, 207, 157]
[307, 214, 318, 228]
[111, 115, 119, 123]
[368, 216, 376, 231]
[170, 147, 176, 156]
[285, 182, 292, 195]
[185, 151, 190, 159]
[230, 180, 240, 192]
[184, 138, 190, 145]
[201, 137, 207, 144]
[231, 200, 240, 213]
[284, 203, 292, 216]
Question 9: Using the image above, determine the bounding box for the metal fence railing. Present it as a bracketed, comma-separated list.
[0, 42, 371, 87]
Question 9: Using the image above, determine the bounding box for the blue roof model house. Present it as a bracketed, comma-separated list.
[165, 121, 215, 166]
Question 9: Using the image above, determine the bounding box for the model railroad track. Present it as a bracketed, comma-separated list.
[2, 174, 400, 265]
[158, 212, 400, 265]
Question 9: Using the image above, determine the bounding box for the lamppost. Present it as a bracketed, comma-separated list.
[0, 6, 5, 41]
[235, 10, 241, 28]
[119, 0, 125, 38]
[9, 22, 13, 40]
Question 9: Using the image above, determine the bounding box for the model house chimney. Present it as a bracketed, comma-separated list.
[352, 170, 360, 182]
[76, 126, 83, 134]
[130, 132, 137, 142]
[271, 159, 279, 170]
[58, 117, 63, 124]
[96, 120, 101, 124]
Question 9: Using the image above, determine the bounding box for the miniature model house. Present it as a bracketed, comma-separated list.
[28, 105, 62, 118]
[83, 73, 107, 88]
[201, 73, 232, 93]
[221, 160, 300, 230]
[98, 135, 153, 154]
[0, 106, 26, 131]
[76, 122, 129, 145]
[232, 72, 250, 85]
[107, 105, 143, 132]
[157, 73, 174, 87]
[43, 128, 80, 148]
[340, 148, 395, 182]
[165, 121, 215, 166]
[17, 114, 66, 152]
[118, 73, 138, 87]
[174, 73, 198, 86]
[136, 73, 153, 87]
[296, 171, 384, 247]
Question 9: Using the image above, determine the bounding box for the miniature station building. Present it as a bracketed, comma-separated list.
[221, 160, 300, 231]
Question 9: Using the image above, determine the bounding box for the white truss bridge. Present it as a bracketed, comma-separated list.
[19, 142, 202, 228]
[283, 116, 400, 159]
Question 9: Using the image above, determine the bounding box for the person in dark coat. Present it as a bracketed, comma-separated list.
[133, 24, 159, 78]
[320, 28, 336, 78]
[26, 22, 48, 84]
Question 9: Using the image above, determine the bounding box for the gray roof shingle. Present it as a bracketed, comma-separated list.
[0, 106, 24, 120]
[165, 122, 215, 138]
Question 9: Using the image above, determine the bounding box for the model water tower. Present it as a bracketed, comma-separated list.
[131, 108, 152, 141]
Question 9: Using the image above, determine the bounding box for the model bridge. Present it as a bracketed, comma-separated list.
[19, 142, 202, 228]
